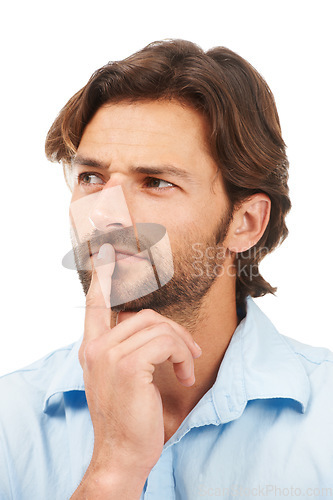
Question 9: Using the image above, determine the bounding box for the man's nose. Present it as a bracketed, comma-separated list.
[89, 184, 133, 232]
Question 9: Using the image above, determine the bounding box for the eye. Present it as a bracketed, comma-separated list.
[77, 172, 104, 186]
[142, 177, 176, 191]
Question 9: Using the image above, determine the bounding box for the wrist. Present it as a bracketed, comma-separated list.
[91, 440, 155, 481]
[71, 461, 149, 499]
[92, 464, 148, 492]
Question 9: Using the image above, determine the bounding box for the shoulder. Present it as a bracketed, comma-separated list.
[0, 343, 75, 390]
[0, 342, 82, 498]
[0, 342, 77, 421]
[282, 334, 333, 401]
[282, 334, 333, 371]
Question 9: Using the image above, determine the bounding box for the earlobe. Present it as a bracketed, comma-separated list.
[226, 194, 271, 253]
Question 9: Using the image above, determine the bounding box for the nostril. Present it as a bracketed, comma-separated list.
[88, 214, 124, 232]
[106, 223, 123, 229]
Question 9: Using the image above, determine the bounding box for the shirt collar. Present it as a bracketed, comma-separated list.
[43, 297, 311, 418]
[43, 336, 84, 413]
[211, 296, 311, 424]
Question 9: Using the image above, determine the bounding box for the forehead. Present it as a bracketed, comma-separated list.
[77, 99, 213, 165]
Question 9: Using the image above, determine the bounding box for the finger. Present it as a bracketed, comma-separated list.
[112, 322, 193, 361]
[133, 335, 195, 386]
[84, 243, 115, 339]
[111, 310, 202, 359]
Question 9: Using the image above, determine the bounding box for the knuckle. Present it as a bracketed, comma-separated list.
[82, 339, 98, 366]
[139, 308, 158, 319]
[158, 332, 177, 349]
[175, 324, 194, 348]
[158, 322, 174, 335]
[81, 335, 110, 367]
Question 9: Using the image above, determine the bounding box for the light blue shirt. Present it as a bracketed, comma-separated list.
[1, 297, 333, 499]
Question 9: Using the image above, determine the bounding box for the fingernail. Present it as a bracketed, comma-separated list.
[97, 244, 113, 261]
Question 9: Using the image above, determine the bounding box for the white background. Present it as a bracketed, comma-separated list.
[0, 0, 332, 376]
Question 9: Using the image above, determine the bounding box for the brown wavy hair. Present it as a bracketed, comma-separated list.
[45, 39, 291, 304]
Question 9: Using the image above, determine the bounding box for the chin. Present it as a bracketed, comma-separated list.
[112, 304, 143, 313]
[111, 296, 153, 313]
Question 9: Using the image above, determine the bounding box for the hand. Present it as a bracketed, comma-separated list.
[77, 243, 202, 490]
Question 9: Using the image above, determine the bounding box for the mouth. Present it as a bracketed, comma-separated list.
[90, 247, 147, 262]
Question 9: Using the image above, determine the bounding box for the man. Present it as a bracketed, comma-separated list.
[1, 39, 332, 499]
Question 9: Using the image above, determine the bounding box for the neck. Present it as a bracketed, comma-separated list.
[153, 274, 239, 434]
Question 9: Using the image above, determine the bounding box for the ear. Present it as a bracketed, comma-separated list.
[225, 193, 271, 253]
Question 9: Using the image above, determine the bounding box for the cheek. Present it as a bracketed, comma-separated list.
[167, 221, 202, 254]
[70, 188, 85, 204]
[132, 194, 223, 249]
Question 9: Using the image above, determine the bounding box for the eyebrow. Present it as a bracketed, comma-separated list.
[72, 155, 196, 183]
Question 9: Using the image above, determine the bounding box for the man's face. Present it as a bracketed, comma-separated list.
[69, 100, 233, 319]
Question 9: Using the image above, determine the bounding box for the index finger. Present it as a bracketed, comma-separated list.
[84, 243, 115, 339]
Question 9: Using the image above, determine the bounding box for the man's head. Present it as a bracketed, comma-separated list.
[45, 39, 290, 309]
[62, 99, 237, 327]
